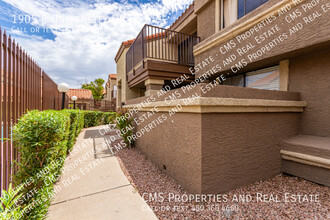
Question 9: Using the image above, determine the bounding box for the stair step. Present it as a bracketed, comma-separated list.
[281, 135, 330, 159]
[280, 135, 330, 186]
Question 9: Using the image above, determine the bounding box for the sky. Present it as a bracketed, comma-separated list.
[0, 0, 193, 88]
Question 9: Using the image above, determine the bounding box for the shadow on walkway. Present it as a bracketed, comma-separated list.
[83, 126, 108, 139]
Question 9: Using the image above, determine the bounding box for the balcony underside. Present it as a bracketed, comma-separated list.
[127, 59, 195, 88]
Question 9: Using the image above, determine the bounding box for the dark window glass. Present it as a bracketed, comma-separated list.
[238, 0, 245, 19]
[222, 77, 232, 86]
[231, 75, 244, 87]
[238, 0, 269, 19]
[245, 0, 262, 15]
[223, 74, 244, 87]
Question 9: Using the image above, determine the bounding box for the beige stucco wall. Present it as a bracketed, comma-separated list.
[197, 0, 216, 41]
[116, 47, 141, 109]
[193, 0, 330, 137]
[110, 78, 116, 99]
[106, 87, 111, 101]
[134, 112, 203, 193]
[126, 85, 303, 193]
[105, 78, 116, 102]
[289, 48, 330, 137]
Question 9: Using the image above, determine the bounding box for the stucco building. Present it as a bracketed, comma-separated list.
[67, 89, 94, 110]
[115, 39, 144, 109]
[103, 74, 117, 111]
[116, 0, 330, 193]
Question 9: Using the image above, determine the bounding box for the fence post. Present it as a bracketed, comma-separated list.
[0, 27, 2, 194]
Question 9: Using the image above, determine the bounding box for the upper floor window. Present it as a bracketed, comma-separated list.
[113, 85, 117, 98]
[222, 66, 279, 91]
[238, 0, 269, 19]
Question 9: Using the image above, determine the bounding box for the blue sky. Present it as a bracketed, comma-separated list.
[0, 0, 193, 88]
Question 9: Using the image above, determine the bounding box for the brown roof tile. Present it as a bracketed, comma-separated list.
[109, 74, 117, 79]
[123, 39, 135, 46]
[115, 39, 135, 62]
[68, 89, 93, 100]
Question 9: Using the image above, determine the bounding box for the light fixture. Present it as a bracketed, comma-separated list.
[71, 96, 78, 109]
[58, 83, 70, 93]
[58, 83, 70, 110]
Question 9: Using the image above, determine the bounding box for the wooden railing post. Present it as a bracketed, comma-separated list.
[141, 26, 144, 60]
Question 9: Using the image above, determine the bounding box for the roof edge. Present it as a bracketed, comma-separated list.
[115, 39, 134, 63]
[169, 3, 194, 30]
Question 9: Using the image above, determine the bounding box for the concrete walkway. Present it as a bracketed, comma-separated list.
[47, 126, 158, 220]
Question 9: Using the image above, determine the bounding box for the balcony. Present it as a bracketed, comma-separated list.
[126, 25, 200, 88]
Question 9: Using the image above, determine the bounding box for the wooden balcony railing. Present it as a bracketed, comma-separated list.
[126, 24, 200, 75]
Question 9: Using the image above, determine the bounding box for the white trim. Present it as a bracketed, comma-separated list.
[281, 150, 330, 170]
[125, 97, 307, 113]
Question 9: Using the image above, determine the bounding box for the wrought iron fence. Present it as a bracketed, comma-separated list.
[0, 27, 67, 194]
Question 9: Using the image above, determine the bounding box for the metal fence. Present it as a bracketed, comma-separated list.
[42, 73, 69, 110]
[0, 27, 67, 194]
[126, 24, 200, 74]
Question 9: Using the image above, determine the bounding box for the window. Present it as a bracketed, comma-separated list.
[222, 74, 244, 87]
[113, 85, 117, 98]
[246, 66, 279, 90]
[219, 0, 238, 30]
[238, 0, 269, 19]
[223, 66, 279, 91]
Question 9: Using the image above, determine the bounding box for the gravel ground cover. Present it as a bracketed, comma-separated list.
[116, 148, 329, 220]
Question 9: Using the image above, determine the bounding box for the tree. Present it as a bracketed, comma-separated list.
[81, 78, 105, 100]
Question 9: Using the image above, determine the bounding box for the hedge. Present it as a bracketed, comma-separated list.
[103, 112, 117, 125]
[76, 111, 85, 136]
[65, 110, 85, 153]
[83, 111, 104, 128]
[66, 110, 79, 153]
[116, 108, 134, 147]
[12, 110, 71, 219]
[3, 109, 115, 219]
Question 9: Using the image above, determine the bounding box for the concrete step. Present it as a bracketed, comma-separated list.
[280, 135, 330, 186]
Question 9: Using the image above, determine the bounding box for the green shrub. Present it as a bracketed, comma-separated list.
[64, 110, 80, 153]
[84, 111, 103, 128]
[2, 109, 110, 219]
[102, 112, 117, 124]
[116, 108, 134, 148]
[65, 109, 85, 153]
[0, 184, 28, 220]
[76, 111, 85, 135]
[12, 110, 71, 219]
